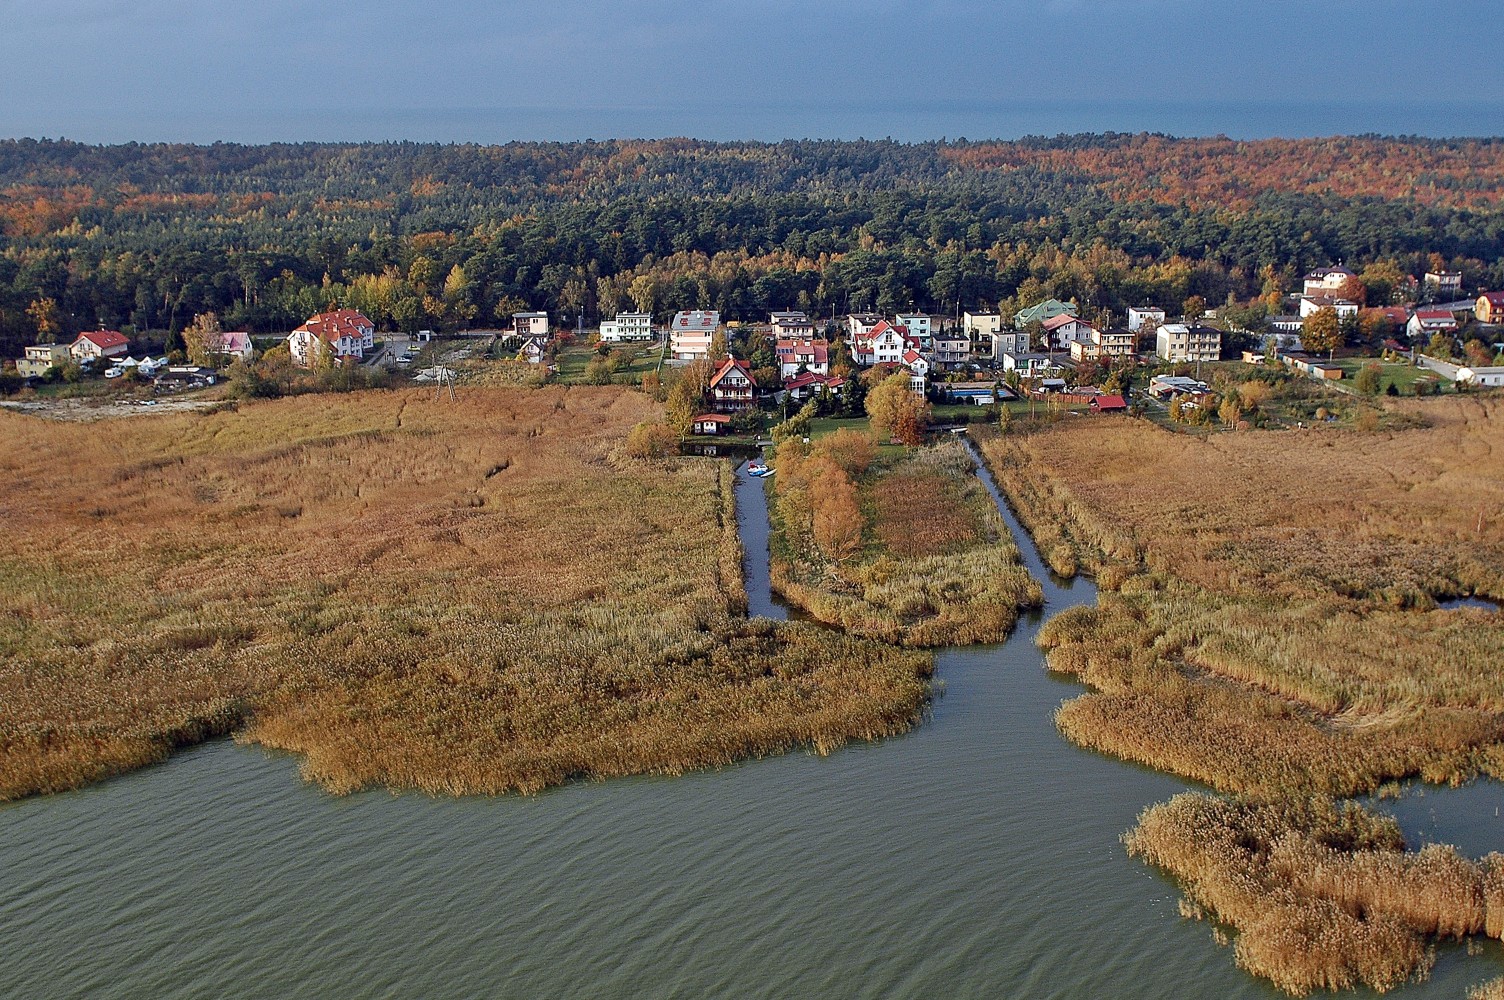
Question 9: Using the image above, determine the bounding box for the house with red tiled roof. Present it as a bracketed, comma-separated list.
[1477, 292, 1504, 325]
[691, 413, 733, 436]
[1407, 308, 1459, 340]
[287, 309, 375, 367]
[1089, 394, 1129, 413]
[708, 356, 756, 412]
[776, 337, 830, 379]
[69, 329, 130, 363]
[848, 319, 914, 366]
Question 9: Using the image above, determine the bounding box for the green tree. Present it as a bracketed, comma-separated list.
[1353, 363, 1382, 395]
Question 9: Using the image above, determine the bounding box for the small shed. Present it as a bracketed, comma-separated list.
[1089, 394, 1128, 413]
[691, 414, 732, 436]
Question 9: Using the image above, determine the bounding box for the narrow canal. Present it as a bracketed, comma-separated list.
[0, 448, 1497, 998]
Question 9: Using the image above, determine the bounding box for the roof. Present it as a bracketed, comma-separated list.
[1128, 305, 1165, 314]
[692, 413, 732, 423]
[1090, 395, 1129, 410]
[1014, 299, 1077, 327]
[1414, 309, 1458, 323]
[1305, 266, 1356, 279]
[74, 329, 128, 350]
[212, 331, 252, 353]
[512, 311, 548, 319]
[901, 349, 923, 365]
[673, 310, 720, 332]
[1479, 292, 1504, 306]
[1042, 314, 1085, 331]
[294, 310, 374, 343]
[784, 372, 846, 391]
[709, 356, 754, 387]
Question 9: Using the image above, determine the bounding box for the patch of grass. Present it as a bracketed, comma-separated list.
[0, 386, 930, 799]
[768, 435, 1040, 646]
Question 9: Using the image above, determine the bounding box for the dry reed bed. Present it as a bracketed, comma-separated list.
[0, 386, 929, 799]
[768, 436, 1041, 647]
[974, 399, 1504, 994]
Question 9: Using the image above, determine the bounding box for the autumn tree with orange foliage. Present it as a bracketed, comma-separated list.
[866, 372, 930, 445]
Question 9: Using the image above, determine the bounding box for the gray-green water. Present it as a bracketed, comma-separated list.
[2, 451, 1499, 998]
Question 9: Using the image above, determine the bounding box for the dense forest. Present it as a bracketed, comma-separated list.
[3, 133, 1504, 357]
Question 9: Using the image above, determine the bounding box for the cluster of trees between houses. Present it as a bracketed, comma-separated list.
[3, 134, 1504, 361]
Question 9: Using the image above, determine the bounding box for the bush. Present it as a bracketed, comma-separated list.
[1354, 363, 1382, 395]
[624, 420, 679, 459]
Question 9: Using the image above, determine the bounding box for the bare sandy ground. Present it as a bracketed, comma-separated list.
[0, 397, 225, 422]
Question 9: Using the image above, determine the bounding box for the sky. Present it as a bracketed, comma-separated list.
[2, 0, 1503, 143]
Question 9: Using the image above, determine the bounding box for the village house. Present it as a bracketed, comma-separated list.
[1127, 306, 1166, 332]
[1000, 351, 1065, 378]
[599, 312, 654, 343]
[1155, 323, 1221, 363]
[1013, 298, 1077, 330]
[845, 312, 884, 341]
[901, 348, 930, 380]
[771, 311, 817, 340]
[517, 337, 548, 365]
[691, 413, 733, 436]
[989, 329, 1030, 360]
[782, 371, 846, 403]
[288, 309, 374, 367]
[1476, 292, 1504, 325]
[1148, 374, 1211, 399]
[670, 310, 720, 361]
[512, 312, 550, 338]
[776, 337, 830, 380]
[1458, 365, 1504, 387]
[963, 311, 1002, 342]
[1299, 295, 1359, 320]
[69, 329, 130, 364]
[1043, 313, 1095, 350]
[206, 330, 254, 362]
[848, 319, 913, 366]
[708, 356, 756, 412]
[16, 343, 71, 377]
[931, 329, 971, 369]
[1407, 308, 1459, 340]
[1425, 271, 1463, 297]
[1071, 326, 1135, 362]
[895, 313, 934, 349]
[1302, 266, 1356, 297]
[1089, 394, 1129, 413]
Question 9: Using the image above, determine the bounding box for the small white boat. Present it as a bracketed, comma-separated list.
[747, 462, 774, 478]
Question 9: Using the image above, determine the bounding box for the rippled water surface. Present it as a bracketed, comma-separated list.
[3, 452, 1500, 998]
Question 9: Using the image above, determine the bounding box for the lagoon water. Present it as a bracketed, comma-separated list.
[3, 451, 1501, 998]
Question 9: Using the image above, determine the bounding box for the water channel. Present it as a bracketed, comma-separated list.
[2, 447, 1499, 998]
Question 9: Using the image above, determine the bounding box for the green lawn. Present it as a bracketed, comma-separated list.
[554, 339, 664, 384]
[1331, 357, 1442, 396]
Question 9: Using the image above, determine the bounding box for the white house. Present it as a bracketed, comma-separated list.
[1043, 314, 1095, 350]
[1001, 352, 1064, 377]
[1458, 365, 1504, 387]
[70, 329, 130, 363]
[901, 348, 931, 379]
[1155, 323, 1221, 363]
[600, 312, 654, 343]
[207, 330, 254, 361]
[288, 310, 374, 367]
[1127, 306, 1166, 332]
[670, 310, 720, 361]
[771, 311, 817, 339]
[1302, 266, 1356, 297]
[1071, 327, 1135, 362]
[1299, 295, 1359, 320]
[776, 338, 830, 380]
[1407, 309, 1459, 340]
[846, 312, 884, 341]
[1425, 271, 1463, 297]
[848, 319, 912, 366]
[517, 336, 548, 365]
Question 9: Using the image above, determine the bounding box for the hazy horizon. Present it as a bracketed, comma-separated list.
[5, 0, 1504, 146]
[5, 97, 1504, 147]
